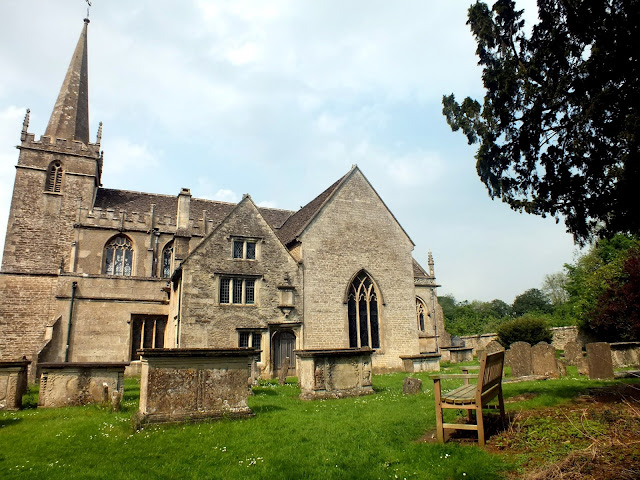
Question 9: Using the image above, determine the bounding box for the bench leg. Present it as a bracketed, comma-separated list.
[435, 403, 444, 443]
[476, 404, 485, 446]
[498, 389, 506, 423]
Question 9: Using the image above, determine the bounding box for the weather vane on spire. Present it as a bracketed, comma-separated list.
[85, 0, 92, 19]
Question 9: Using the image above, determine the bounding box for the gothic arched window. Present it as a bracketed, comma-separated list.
[347, 271, 380, 348]
[416, 298, 426, 332]
[45, 161, 63, 193]
[104, 235, 134, 276]
[161, 241, 173, 278]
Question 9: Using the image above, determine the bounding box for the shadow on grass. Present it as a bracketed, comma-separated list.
[252, 387, 279, 396]
[0, 417, 23, 428]
[251, 404, 286, 414]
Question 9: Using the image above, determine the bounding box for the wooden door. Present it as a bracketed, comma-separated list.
[273, 331, 296, 376]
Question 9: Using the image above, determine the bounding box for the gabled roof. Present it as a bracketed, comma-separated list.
[276, 166, 415, 247]
[93, 188, 293, 231]
[413, 259, 431, 279]
[275, 172, 349, 246]
[45, 19, 90, 144]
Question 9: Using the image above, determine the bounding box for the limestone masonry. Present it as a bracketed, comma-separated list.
[0, 19, 447, 379]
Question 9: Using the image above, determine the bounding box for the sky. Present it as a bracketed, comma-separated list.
[0, 0, 579, 304]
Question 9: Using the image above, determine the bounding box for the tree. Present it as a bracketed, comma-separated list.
[442, 0, 640, 245]
[589, 249, 640, 341]
[564, 234, 640, 339]
[496, 315, 552, 347]
[512, 288, 552, 316]
[542, 271, 569, 306]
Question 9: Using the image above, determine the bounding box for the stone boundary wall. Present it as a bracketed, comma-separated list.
[461, 326, 596, 356]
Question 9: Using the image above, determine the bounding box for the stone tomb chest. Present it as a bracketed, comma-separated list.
[136, 348, 258, 426]
[296, 348, 374, 400]
[38, 362, 127, 407]
[0, 359, 31, 410]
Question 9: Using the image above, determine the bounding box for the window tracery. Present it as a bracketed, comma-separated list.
[104, 235, 133, 276]
[347, 271, 380, 348]
[45, 161, 63, 193]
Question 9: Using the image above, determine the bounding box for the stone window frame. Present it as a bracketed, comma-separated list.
[219, 275, 260, 305]
[345, 270, 383, 349]
[103, 234, 135, 276]
[231, 236, 260, 260]
[45, 160, 63, 193]
[130, 315, 167, 361]
[161, 240, 174, 278]
[238, 330, 262, 350]
[416, 297, 427, 332]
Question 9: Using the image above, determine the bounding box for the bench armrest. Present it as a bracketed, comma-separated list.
[430, 374, 478, 381]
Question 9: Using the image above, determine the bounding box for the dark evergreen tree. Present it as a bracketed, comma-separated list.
[443, 0, 640, 245]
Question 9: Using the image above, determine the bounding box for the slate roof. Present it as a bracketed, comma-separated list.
[93, 188, 293, 231]
[275, 172, 349, 246]
[413, 259, 431, 279]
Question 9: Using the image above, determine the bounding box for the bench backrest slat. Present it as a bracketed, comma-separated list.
[477, 351, 504, 396]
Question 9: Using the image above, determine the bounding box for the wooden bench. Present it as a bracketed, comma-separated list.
[431, 350, 505, 446]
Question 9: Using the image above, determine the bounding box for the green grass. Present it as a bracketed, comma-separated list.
[0, 370, 636, 480]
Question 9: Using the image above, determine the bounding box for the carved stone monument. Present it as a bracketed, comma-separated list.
[38, 362, 127, 408]
[136, 348, 257, 427]
[0, 359, 30, 410]
[296, 348, 374, 400]
[563, 340, 584, 366]
[506, 342, 532, 377]
[532, 342, 559, 377]
[586, 342, 614, 380]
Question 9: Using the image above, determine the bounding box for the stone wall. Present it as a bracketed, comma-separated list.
[177, 197, 300, 375]
[0, 274, 57, 364]
[299, 171, 419, 371]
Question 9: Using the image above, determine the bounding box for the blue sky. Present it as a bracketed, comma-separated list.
[0, 0, 578, 303]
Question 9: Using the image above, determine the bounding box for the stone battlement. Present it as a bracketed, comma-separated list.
[20, 133, 100, 157]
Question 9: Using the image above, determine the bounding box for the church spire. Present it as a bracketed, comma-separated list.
[45, 18, 90, 145]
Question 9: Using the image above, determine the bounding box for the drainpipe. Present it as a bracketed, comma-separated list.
[64, 281, 78, 362]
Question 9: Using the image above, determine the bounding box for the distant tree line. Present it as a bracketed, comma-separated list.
[440, 234, 640, 342]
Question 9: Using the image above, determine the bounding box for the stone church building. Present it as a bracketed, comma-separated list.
[0, 19, 446, 378]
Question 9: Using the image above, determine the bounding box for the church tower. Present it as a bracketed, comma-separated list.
[1, 18, 102, 274]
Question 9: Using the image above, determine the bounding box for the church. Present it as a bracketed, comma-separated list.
[0, 19, 446, 378]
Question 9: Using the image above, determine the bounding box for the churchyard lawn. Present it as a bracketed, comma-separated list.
[1, 366, 638, 479]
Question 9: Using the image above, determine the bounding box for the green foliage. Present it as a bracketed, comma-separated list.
[496, 315, 552, 347]
[564, 235, 640, 340]
[512, 288, 552, 317]
[438, 295, 513, 336]
[442, 0, 640, 244]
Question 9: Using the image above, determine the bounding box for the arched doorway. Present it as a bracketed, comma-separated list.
[273, 331, 296, 376]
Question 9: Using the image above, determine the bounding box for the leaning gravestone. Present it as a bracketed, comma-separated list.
[532, 342, 559, 377]
[564, 340, 584, 366]
[507, 342, 532, 377]
[278, 356, 290, 385]
[586, 342, 614, 380]
[486, 340, 505, 354]
[402, 377, 422, 395]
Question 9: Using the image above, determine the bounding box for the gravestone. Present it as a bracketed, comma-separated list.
[278, 356, 290, 385]
[507, 342, 532, 377]
[486, 340, 505, 354]
[402, 377, 422, 395]
[586, 342, 614, 380]
[532, 342, 558, 377]
[556, 358, 567, 377]
[564, 340, 584, 366]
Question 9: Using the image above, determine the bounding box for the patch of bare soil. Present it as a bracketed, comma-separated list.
[486, 383, 640, 479]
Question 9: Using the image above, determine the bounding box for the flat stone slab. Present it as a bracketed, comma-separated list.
[296, 348, 374, 400]
[401, 353, 441, 373]
[38, 362, 127, 408]
[136, 348, 258, 427]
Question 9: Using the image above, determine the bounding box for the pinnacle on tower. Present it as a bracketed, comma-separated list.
[44, 18, 90, 145]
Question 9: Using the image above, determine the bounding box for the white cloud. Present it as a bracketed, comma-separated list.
[257, 200, 278, 209]
[213, 189, 240, 203]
